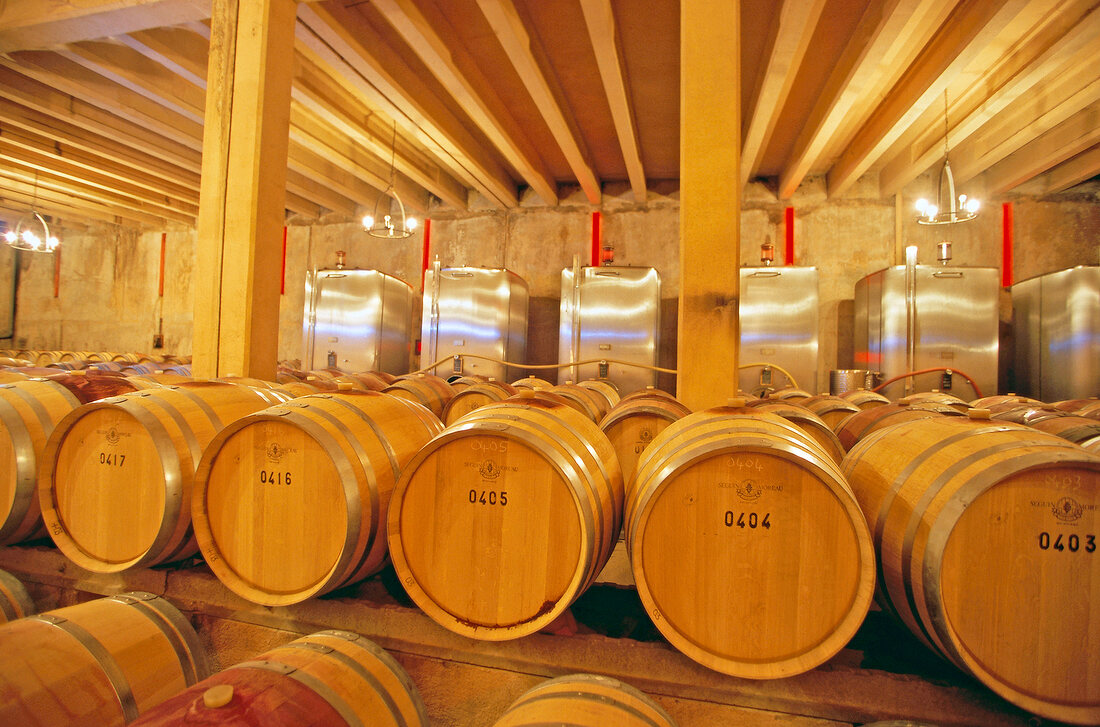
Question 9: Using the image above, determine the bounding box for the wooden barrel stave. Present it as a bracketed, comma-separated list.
[0, 592, 209, 727]
[129, 630, 427, 727]
[193, 392, 443, 605]
[0, 380, 83, 544]
[842, 416, 1100, 724]
[627, 407, 874, 678]
[388, 394, 622, 639]
[0, 568, 34, 622]
[39, 383, 273, 571]
[494, 673, 677, 727]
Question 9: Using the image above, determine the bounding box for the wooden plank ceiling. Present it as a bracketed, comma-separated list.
[0, 0, 1098, 233]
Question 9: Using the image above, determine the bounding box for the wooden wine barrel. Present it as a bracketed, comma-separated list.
[749, 401, 846, 464]
[842, 414, 1100, 724]
[345, 371, 393, 391]
[388, 392, 623, 639]
[447, 374, 489, 391]
[769, 387, 814, 402]
[1029, 415, 1100, 447]
[971, 394, 1041, 409]
[0, 379, 84, 544]
[39, 382, 275, 572]
[549, 383, 610, 423]
[493, 673, 677, 727]
[0, 370, 30, 383]
[383, 374, 454, 418]
[576, 378, 621, 409]
[509, 375, 554, 391]
[1052, 398, 1100, 413]
[991, 404, 1064, 425]
[0, 568, 34, 622]
[836, 401, 963, 451]
[840, 389, 891, 409]
[801, 394, 861, 430]
[442, 380, 517, 425]
[129, 630, 426, 727]
[0, 592, 209, 727]
[193, 391, 443, 606]
[897, 391, 971, 412]
[599, 390, 691, 488]
[627, 404, 875, 678]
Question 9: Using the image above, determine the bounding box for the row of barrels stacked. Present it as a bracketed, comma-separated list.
[0, 577, 676, 727]
[0, 364, 1097, 724]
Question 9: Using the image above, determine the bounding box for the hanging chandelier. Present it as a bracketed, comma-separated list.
[915, 91, 979, 225]
[4, 173, 60, 253]
[362, 122, 417, 239]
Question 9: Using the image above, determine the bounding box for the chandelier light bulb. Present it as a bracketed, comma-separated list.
[965, 198, 980, 214]
[915, 198, 929, 214]
[362, 215, 374, 229]
[407, 217, 418, 231]
[3, 231, 14, 244]
[926, 204, 938, 219]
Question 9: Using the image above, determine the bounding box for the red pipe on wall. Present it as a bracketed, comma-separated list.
[1002, 202, 1014, 288]
[280, 226, 287, 295]
[591, 211, 601, 267]
[421, 218, 431, 291]
[784, 206, 795, 265]
[158, 232, 166, 297]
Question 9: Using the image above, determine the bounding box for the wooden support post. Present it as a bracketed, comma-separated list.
[678, 0, 740, 409]
[193, 0, 295, 380]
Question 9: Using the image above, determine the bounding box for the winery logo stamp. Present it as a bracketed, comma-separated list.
[264, 443, 296, 464]
[99, 426, 130, 445]
[736, 479, 762, 502]
[1053, 497, 1084, 523]
[479, 459, 502, 480]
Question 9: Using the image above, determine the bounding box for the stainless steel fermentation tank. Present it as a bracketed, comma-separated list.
[302, 268, 413, 374]
[854, 264, 999, 399]
[420, 265, 529, 381]
[737, 266, 819, 394]
[558, 266, 661, 395]
[1012, 265, 1099, 401]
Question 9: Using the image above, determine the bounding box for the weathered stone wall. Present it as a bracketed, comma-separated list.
[4, 175, 1097, 395]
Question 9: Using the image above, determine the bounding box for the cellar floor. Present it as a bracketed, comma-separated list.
[0, 543, 1054, 727]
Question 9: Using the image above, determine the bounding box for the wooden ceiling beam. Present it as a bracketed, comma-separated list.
[372, 0, 558, 205]
[880, 0, 1100, 197]
[3, 51, 204, 151]
[298, 3, 512, 208]
[290, 103, 431, 215]
[0, 96, 201, 198]
[950, 46, 1100, 184]
[0, 62, 202, 174]
[476, 0, 601, 204]
[580, 0, 646, 203]
[740, 0, 827, 188]
[984, 99, 1100, 194]
[0, 202, 90, 233]
[116, 26, 210, 87]
[0, 190, 139, 229]
[0, 162, 194, 225]
[779, 0, 945, 199]
[42, 36, 382, 222]
[0, 0, 209, 53]
[291, 54, 459, 211]
[284, 167, 358, 219]
[826, 0, 1028, 198]
[283, 192, 321, 220]
[0, 136, 198, 218]
[1015, 143, 1100, 196]
[0, 169, 178, 227]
